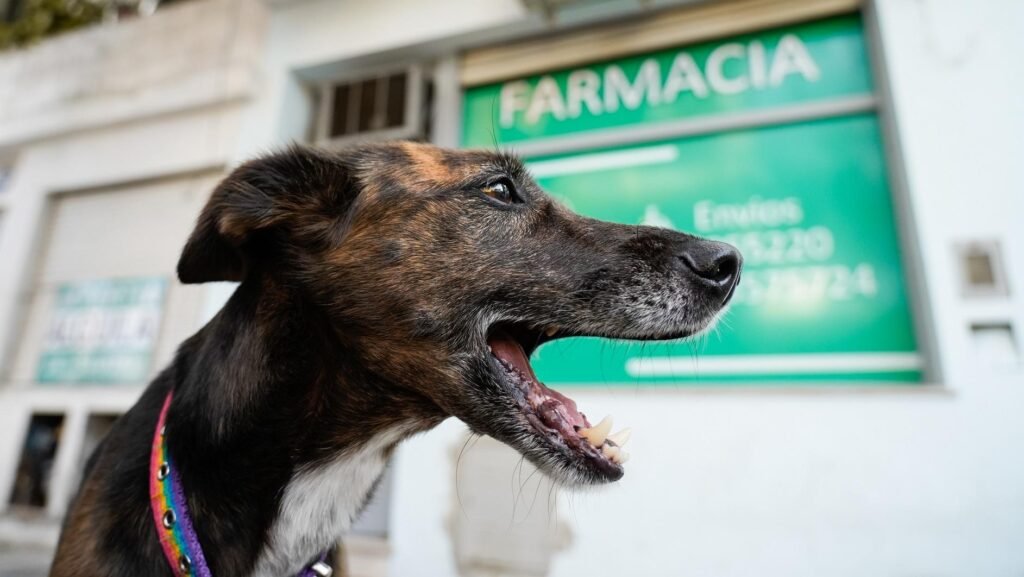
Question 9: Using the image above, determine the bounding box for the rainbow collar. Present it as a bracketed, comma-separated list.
[149, 392, 332, 577]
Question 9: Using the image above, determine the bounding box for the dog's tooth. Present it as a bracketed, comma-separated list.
[582, 415, 612, 447]
[545, 326, 558, 337]
[607, 428, 632, 448]
[602, 443, 620, 460]
[617, 450, 630, 464]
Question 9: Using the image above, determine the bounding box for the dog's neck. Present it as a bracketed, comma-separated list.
[164, 274, 443, 576]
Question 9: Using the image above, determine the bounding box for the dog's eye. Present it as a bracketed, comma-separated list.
[481, 179, 517, 204]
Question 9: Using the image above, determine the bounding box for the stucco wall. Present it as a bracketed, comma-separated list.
[0, 0, 265, 149]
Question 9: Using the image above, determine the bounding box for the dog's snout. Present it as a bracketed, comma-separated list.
[678, 240, 742, 304]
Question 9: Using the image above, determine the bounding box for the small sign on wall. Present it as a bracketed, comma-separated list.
[36, 277, 167, 384]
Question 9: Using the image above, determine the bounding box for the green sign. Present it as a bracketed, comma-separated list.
[462, 14, 921, 384]
[37, 277, 167, 384]
[526, 114, 918, 383]
[464, 15, 872, 147]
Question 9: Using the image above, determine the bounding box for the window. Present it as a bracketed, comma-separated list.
[970, 323, 1019, 369]
[8, 414, 64, 512]
[329, 73, 407, 137]
[314, 67, 425, 146]
[957, 241, 1010, 297]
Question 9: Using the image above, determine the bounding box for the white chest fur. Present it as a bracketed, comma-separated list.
[250, 427, 407, 577]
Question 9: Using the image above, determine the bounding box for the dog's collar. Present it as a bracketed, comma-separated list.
[149, 392, 333, 577]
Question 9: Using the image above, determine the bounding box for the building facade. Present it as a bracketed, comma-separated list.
[0, 0, 1021, 575]
[0, 0, 267, 554]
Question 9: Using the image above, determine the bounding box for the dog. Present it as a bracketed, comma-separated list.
[50, 142, 740, 576]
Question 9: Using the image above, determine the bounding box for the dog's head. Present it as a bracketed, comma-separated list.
[179, 142, 740, 485]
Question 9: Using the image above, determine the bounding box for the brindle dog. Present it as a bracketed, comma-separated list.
[51, 142, 740, 576]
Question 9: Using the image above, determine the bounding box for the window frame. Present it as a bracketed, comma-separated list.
[313, 65, 425, 148]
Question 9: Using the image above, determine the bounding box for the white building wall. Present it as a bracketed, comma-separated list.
[875, 0, 1024, 387]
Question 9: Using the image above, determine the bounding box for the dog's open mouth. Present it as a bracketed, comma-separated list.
[487, 325, 631, 483]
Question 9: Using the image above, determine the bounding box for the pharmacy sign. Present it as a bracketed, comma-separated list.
[464, 16, 874, 146]
[463, 15, 922, 384]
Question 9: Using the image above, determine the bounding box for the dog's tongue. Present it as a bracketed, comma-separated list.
[487, 333, 587, 429]
[487, 332, 631, 465]
[488, 335, 537, 381]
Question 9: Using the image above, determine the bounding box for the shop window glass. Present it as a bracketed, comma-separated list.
[9, 414, 64, 511]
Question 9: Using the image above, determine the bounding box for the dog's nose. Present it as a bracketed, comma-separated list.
[678, 240, 742, 304]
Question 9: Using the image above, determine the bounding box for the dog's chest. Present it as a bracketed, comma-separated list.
[250, 428, 406, 577]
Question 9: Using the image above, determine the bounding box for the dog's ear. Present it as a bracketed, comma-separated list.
[177, 145, 353, 284]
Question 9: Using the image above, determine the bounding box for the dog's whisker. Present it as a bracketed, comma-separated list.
[455, 432, 480, 520]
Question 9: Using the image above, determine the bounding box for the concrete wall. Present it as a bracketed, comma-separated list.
[876, 0, 1024, 387]
[0, 0, 265, 148]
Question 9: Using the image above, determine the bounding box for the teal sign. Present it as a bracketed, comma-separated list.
[463, 15, 921, 384]
[526, 114, 918, 383]
[464, 16, 872, 146]
[37, 277, 167, 384]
